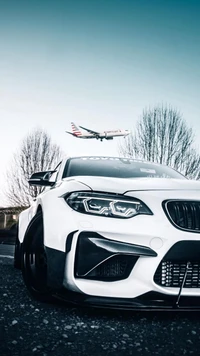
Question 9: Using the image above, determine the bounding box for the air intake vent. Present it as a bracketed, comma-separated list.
[154, 261, 200, 288]
[86, 255, 138, 281]
[163, 200, 200, 232]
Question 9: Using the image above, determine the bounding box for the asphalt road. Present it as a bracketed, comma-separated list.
[1, 245, 200, 356]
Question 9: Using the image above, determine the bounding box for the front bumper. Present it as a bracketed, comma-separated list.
[43, 191, 200, 304]
[63, 229, 200, 299]
[46, 231, 200, 310]
[40, 191, 200, 309]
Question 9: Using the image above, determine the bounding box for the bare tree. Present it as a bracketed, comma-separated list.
[5, 128, 64, 206]
[119, 105, 200, 178]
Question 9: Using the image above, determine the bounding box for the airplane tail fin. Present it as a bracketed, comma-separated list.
[71, 122, 82, 136]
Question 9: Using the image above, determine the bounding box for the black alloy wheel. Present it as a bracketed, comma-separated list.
[22, 212, 54, 302]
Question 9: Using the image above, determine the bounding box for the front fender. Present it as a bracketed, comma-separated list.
[18, 204, 37, 243]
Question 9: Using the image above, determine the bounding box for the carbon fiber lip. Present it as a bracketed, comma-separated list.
[54, 290, 200, 311]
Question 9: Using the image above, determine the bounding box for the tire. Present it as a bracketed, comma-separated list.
[21, 212, 54, 302]
[14, 225, 22, 270]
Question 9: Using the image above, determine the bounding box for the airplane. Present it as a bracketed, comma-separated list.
[66, 122, 130, 141]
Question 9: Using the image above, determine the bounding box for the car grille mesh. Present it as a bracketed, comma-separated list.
[97, 256, 129, 278]
[154, 261, 200, 288]
[87, 255, 138, 281]
[164, 200, 200, 232]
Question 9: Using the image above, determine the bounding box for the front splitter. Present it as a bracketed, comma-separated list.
[54, 289, 200, 311]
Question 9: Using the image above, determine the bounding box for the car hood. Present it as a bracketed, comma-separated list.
[63, 176, 200, 194]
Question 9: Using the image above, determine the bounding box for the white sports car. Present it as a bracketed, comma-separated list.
[14, 156, 200, 309]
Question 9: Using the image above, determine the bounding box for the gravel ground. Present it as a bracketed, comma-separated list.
[1, 255, 200, 356]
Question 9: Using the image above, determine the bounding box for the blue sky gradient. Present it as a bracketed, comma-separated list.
[0, 0, 200, 203]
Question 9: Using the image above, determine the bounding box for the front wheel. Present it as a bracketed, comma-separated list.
[14, 225, 22, 270]
[22, 212, 54, 302]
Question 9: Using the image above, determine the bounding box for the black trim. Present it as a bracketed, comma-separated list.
[45, 231, 78, 288]
[84, 255, 138, 281]
[66, 231, 77, 253]
[28, 170, 56, 187]
[87, 236, 157, 256]
[62, 159, 71, 178]
[158, 241, 200, 261]
[54, 289, 200, 310]
[45, 247, 66, 289]
[75, 232, 157, 281]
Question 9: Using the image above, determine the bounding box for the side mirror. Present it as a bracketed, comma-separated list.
[28, 170, 56, 186]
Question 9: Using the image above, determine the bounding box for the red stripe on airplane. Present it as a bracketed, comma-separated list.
[74, 132, 82, 136]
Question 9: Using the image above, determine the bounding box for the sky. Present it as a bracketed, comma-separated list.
[0, 0, 200, 205]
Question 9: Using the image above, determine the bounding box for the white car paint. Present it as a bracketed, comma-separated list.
[18, 156, 200, 308]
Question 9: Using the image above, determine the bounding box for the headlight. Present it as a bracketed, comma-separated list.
[65, 192, 153, 219]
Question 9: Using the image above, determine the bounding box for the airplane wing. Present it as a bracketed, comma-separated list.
[79, 125, 100, 135]
[65, 131, 75, 136]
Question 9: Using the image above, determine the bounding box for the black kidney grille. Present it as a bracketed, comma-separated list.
[164, 201, 200, 232]
[154, 261, 200, 288]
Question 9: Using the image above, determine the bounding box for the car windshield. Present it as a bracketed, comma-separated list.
[62, 157, 186, 180]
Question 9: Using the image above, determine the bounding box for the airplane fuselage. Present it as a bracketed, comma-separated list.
[66, 123, 130, 141]
[73, 130, 130, 140]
